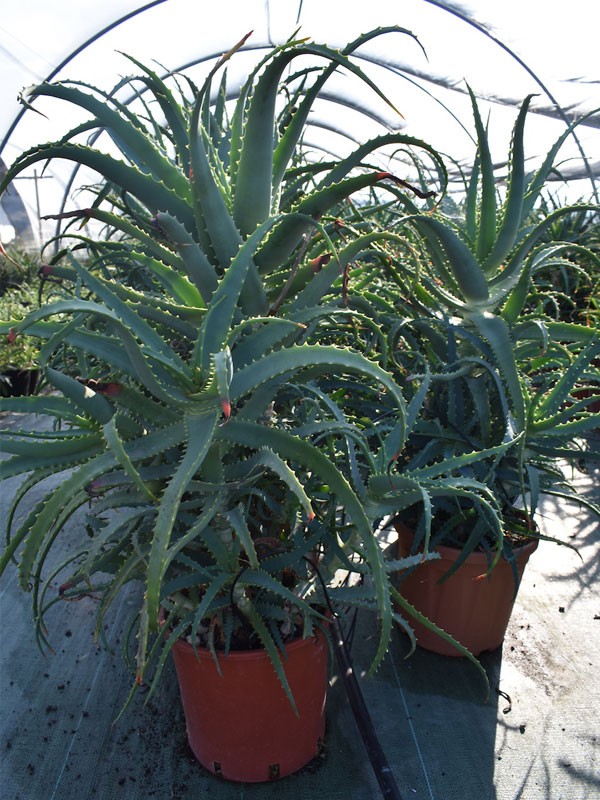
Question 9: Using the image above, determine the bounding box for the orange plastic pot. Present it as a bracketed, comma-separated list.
[396, 523, 538, 656]
[170, 630, 328, 782]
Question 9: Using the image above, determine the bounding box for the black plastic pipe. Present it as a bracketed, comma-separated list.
[331, 615, 404, 800]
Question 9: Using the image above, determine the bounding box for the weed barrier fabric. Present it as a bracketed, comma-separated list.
[2, 412, 600, 799]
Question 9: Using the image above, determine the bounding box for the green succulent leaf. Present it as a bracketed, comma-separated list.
[46, 367, 115, 425]
[482, 95, 533, 274]
[144, 410, 219, 642]
[468, 86, 496, 263]
[466, 311, 525, 426]
[0, 142, 195, 231]
[407, 215, 489, 305]
[25, 80, 191, 198]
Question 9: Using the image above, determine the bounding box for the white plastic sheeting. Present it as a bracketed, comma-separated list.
[1, 0, 598, 246]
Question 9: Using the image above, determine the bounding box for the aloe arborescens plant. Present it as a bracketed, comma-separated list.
[0, 30, 467, 734]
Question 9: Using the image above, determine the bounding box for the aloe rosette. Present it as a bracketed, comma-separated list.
[360, 89, 600, 566]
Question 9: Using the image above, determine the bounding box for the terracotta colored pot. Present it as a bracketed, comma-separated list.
[170, 629, 328, 782]
[396, 523, 538, 657]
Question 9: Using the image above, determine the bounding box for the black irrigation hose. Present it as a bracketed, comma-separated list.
[305, 556, 404, 800]
[330, 615, 404, 800]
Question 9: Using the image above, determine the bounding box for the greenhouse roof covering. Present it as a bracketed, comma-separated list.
[1, 0, 598, 247]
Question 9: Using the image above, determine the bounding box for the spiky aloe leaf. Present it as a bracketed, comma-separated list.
[523, 107, 600, 219]
[0, 143, 195, 231]
[194, 216, 280, 371]
[234, 594, 298, 713]
[532, 411, 600, 438]
[234, 38, 403, 235]
[492, 203, 599, 306]
[66, 254, 191, 375]
[143, 409, 219, 652]
[229, 343, 406, 420]
[120, 247, 206, 308]
[8, 449, 115, 586]
[465, 311, 525, 427]
[482, 96, 533, 274]
[227, 32, 281, 186]
[404, 434, 519, 481]
[0, 393, 83, 423]
[153, 211, 216, 303]
[187, 102, 268, 316]
[119, 53, 191, 171]
[163, 494, 224, 567]
[2, 418, 188, 581]
[252, 448, 315, 522]
[24, 80, 191, 198]
[17, 294, 192, 406]
[240, 568, 322, 622]
[465, 152, 480, 245]
[46, 207, 189, 272]
[103, 417, 158, 502]
[9, 319, 151, 389]
[515, 319, 599, 346]
[94, 550, 147, 640]
[407, 215, 489, 304]
[75, 283, 203, 333]
[81, 507, 151, 576]
[467, 87, 496, 262]
[0, 429, 101, 457]
[288, 230, 408, 312]
[188, 100, 240, 265]
[533, 338, 600, 420]
[317, 133, 446, 192]
[257, 173, 410, 273]
[272, 26, 420, 194]
[229, 317, 306, 369]
[46, 368, 114, 424]
[0, 437, 104, 480]
[226, 505, 260, 569]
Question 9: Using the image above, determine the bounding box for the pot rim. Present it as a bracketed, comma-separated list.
[394, 521, 540, 564]
[429, 537, 539, 564]
[168, 625, 325, 661]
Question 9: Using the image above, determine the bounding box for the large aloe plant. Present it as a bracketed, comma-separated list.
[0, 30, 475, 701]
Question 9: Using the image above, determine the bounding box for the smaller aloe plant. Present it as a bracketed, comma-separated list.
[350, 89, 600, 572]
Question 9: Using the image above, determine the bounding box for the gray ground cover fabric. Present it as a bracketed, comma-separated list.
[1, 411, 598, 800]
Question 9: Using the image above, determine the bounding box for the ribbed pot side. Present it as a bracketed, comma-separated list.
[396, 522, 538, 657]
[170, 629, 328, 782]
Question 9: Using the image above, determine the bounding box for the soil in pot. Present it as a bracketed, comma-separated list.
[170, 629, 328, 782]
[395, 522, 538, 657]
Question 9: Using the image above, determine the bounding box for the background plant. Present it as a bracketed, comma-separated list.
[0, 245, 42, 295]
[523, 196, 599, 326]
